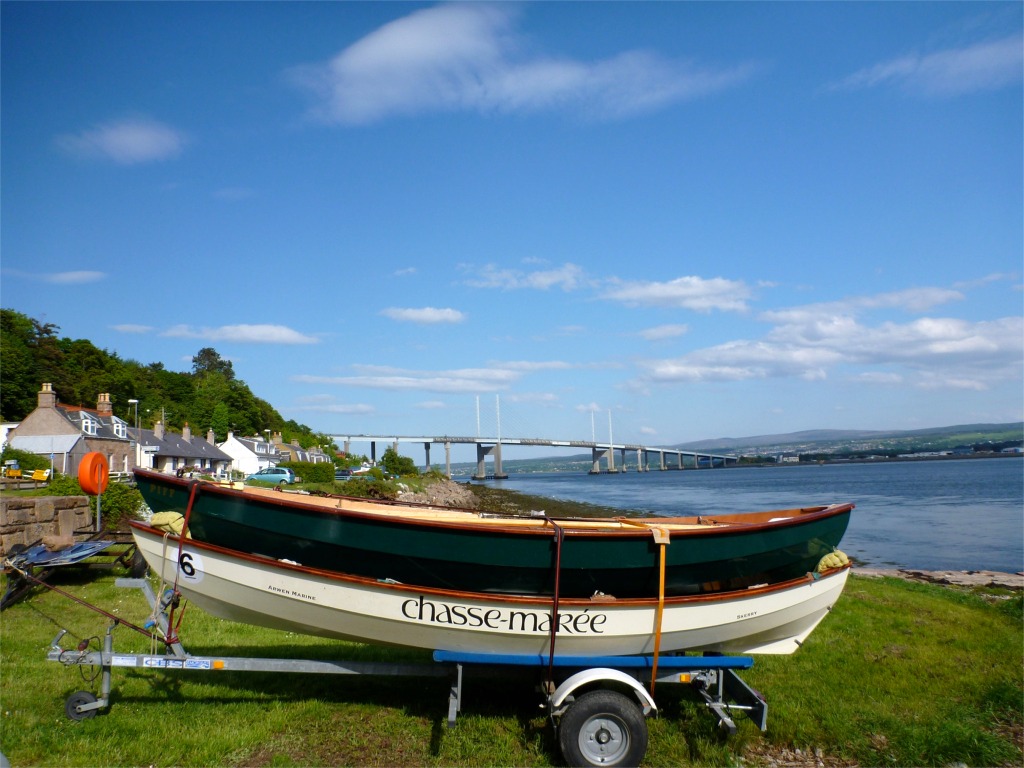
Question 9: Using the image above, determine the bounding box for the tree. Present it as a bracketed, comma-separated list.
[381, 447, 419, 477]
[0, 311, 324, 447]
[191, 347, 235, 380]
[0, 309, 65, 419]
[210, 402, 231, 441]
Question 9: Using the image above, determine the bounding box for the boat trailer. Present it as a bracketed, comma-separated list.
[45, 578, 767, 768]
[1, 531, 147, 611]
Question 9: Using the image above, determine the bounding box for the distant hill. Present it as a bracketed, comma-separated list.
[449, 422, 1024, 474]
[671, 423, 1024, 453]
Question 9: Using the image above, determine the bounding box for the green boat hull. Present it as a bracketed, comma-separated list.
[135, 470, 851, 598]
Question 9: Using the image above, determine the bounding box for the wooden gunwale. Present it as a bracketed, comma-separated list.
[135, 469, 853, 540]
[128, 520, 849, 608]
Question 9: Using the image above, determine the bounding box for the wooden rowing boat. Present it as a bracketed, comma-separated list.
[130, 520, 851, 656]
[134, 468, 853, 599]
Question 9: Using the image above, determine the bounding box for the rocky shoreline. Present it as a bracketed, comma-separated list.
[854, 567, 1023, 590]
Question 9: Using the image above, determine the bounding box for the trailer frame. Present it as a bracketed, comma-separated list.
[45, 578, 767, 767]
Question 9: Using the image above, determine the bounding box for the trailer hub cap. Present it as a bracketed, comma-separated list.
[580, 716, 627, 763]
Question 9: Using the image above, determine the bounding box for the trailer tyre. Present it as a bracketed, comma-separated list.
[559, 689, 647, 767]
[65, 691, 98, 721]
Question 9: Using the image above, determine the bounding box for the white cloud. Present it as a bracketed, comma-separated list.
[833, 35, 1023, 96]
[416, 400, 448, 409]
[503, 392, 559, 405]
[638, 324, 688, 341]
[111, 323, 154, 334]
[45, 271, 106, 284]
[3, 268, 107, 284]
[162, 324, 319, 344]
[57, 118, 186, 164]
[601, 275, 752, 312]
[496, 360, 573, 372]
[631, 284, 1023, 391]
[380, 306, 466, 323]
[293, 364, 521, 393]
[290, 4, 754, 124]
[465, 262, 585, 291]
[295, 402, 377, 415]
[855, 372, 904, 385]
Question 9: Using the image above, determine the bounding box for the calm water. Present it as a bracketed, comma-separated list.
[484, 458, 1024, 573]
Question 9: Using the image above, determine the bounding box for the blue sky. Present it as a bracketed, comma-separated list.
[2, 2, 1022, 459]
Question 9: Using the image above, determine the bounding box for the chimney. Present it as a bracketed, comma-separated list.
[272, 431, 283, 445]
[38, 383, 57, 409]
[154, 421, 165, 440]
[207, 429, 216, 445]
[227, 430, 234, 441]
[182, 422, 192, 443]
[97, 393, 113, 417]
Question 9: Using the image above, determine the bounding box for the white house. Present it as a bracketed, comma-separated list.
[217, 432, 283, 476]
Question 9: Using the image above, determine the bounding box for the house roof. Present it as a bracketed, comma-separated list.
[231, 436, 284, 461]
[57, 405, 129, 441]
[134, 428, 232, 463]
[9, 434, 83, 454]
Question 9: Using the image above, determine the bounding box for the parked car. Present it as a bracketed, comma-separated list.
[334, 468, 353, 480]
[245, 467, 296, 485]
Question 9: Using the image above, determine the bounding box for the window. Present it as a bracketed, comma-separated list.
[81, 416, 98, 435]
[112, 419, 127, 439]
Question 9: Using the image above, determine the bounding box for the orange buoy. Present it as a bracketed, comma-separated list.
[78, 452, 109, 495]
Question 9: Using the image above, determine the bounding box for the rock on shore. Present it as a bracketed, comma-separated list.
[397, 479, 478, 508]
[855, 567, 1024, 590]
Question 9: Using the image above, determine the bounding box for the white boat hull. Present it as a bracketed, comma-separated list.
[133, 525, 849, 656]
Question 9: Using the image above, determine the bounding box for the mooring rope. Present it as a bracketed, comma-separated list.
[544, 517, 566, 687]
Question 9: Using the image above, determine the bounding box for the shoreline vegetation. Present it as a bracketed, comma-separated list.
[0, 482, 1020, 766]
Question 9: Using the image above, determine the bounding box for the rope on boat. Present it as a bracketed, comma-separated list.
[604, 517, 674, 693]
[545, 517, 566, 688]
[164, 481, 202, 645]
[649, 527, 670, 696]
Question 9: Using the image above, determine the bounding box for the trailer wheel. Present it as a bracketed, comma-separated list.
[559, 689, 648, 767]
[65, 691, 98, 721]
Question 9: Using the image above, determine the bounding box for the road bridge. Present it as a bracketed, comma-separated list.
[329, 434, 738, 480]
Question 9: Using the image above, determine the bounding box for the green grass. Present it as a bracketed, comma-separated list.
[1, 570, 1020, 767]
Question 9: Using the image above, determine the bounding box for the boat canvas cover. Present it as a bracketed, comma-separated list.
[9, 541, 115, 567]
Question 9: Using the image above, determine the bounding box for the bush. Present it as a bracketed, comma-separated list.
[0, 446, 49, 472]
[34, 472, 144, 531]
[335, 476, 399, 501]
[280, 461, 333, 484]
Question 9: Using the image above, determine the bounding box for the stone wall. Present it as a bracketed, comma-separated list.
[0, 496, 93, 555]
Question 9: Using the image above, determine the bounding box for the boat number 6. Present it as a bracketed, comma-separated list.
[177, 551, 205, 583]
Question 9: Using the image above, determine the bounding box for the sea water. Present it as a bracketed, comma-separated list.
[485, 458, 1024, 573]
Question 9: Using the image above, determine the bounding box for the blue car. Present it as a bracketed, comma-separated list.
[245, 467, 296, 485]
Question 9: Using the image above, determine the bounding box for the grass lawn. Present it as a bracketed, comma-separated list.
[0, 567, 1020, 767]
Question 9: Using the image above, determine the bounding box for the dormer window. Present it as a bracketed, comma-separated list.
[113, 419, 127, 439]
[81, 416, 98, 435]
